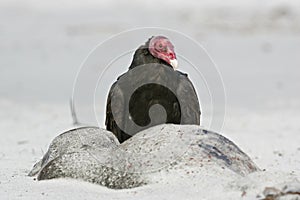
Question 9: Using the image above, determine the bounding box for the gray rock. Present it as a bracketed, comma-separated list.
[118, 124, 259, 176]
[30, 124, 259, 189]
[28, 126, 119, 176]
[37, 147, 145, 189]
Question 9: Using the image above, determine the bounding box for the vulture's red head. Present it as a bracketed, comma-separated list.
[148, 36, 178, 70]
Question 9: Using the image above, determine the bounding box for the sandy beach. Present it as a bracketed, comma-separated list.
[1, 0, 300, 199]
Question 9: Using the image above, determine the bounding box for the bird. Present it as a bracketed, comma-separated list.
[105, 36, 201, 143]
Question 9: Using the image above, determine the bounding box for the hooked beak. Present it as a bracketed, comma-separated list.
[170, 59, 178, 70]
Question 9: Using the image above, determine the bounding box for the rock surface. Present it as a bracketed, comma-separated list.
[28, 127, 119, 177]
[30, 124, 260, 189]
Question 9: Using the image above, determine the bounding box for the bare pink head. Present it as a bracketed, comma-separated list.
[148, 36, 178, 70]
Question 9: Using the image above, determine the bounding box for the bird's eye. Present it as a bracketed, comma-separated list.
[159, 44, 163, 48]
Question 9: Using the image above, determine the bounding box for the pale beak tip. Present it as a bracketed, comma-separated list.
[170, 59, 178, 70]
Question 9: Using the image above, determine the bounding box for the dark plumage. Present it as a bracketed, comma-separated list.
[106, 36, 200, 143]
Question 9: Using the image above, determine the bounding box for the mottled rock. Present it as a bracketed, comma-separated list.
[117, 124, 259, 175]
[28, 127, 119, 176]
[37, 148, 144, 189]
[30, 124, 259, 189]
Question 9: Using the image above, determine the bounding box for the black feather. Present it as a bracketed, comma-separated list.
[106, 38, 200, 143]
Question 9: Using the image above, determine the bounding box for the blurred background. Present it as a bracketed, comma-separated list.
[0, 0, 300, 185]
[0, 0, 300, 127]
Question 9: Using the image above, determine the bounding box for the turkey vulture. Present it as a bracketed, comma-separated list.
[106, 36, 200, 143]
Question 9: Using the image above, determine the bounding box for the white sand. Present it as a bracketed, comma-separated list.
[0, 100, 299, 199]
[1, 0, 300, 199]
